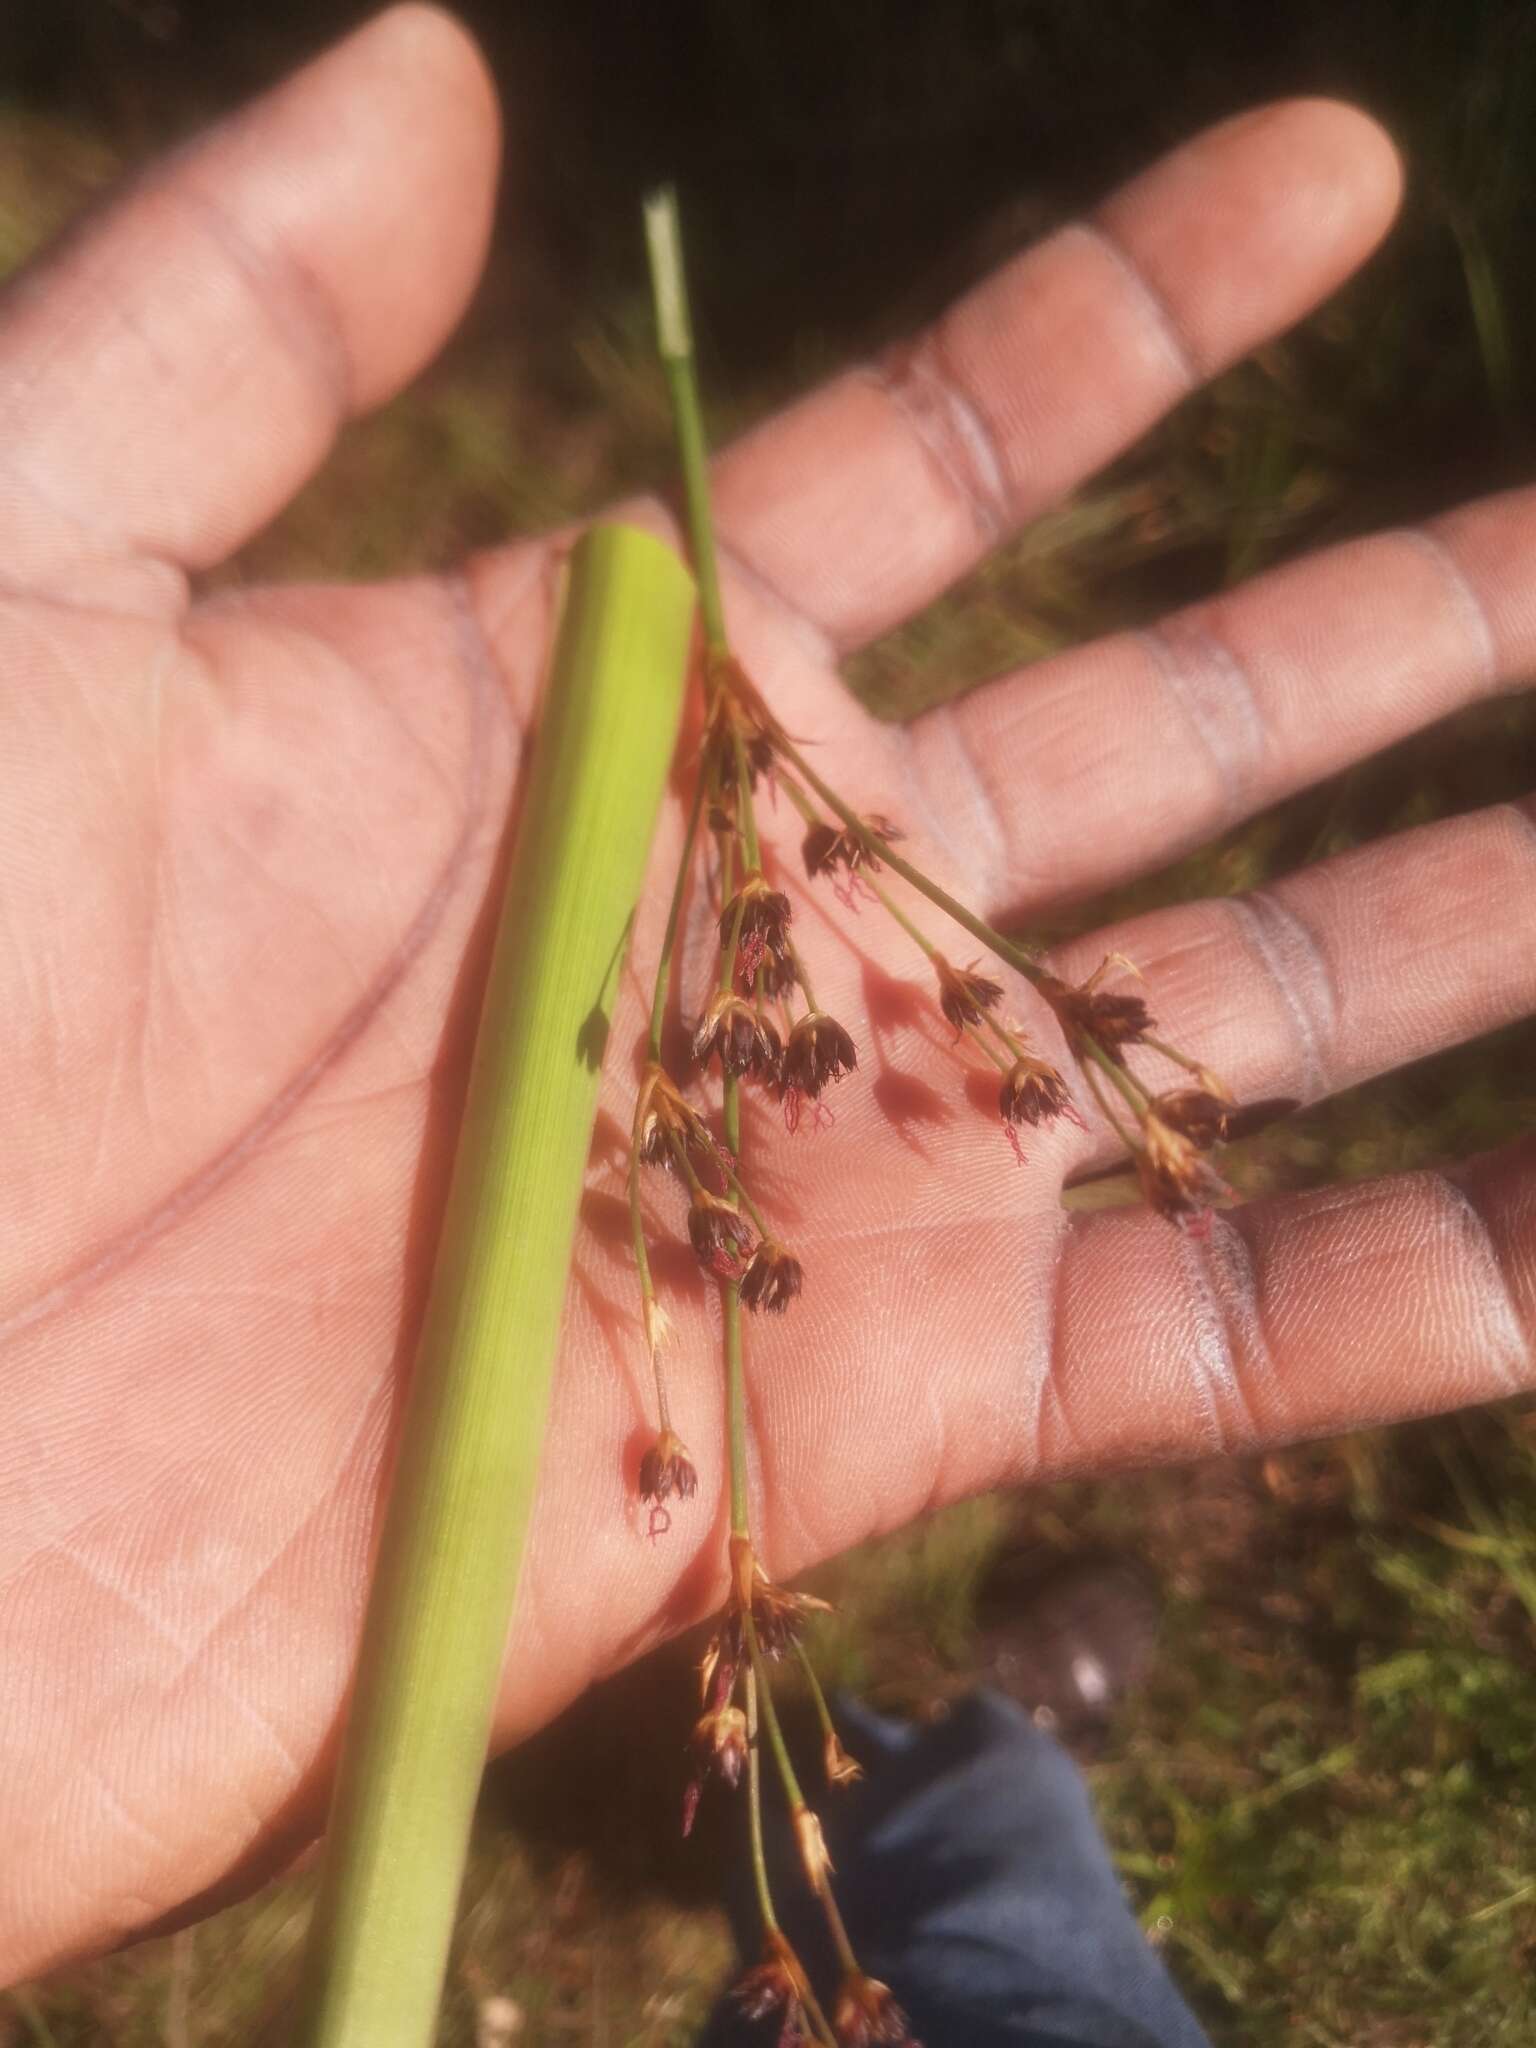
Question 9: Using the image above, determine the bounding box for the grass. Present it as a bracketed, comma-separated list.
[3, 3, 1536, 2040]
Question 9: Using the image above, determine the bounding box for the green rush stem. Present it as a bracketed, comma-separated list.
[1083, 1058, 1140, 1157]
[863, 868, 939, 960]
[743, 1665, 779, 1935]
[771, 730, 1045, 982]
[719, 888, 749, 996]
[721, 1181, 748, 1533]
[732, 729, 763, 871]
[648, 762, 710, 1063]
[745, 1619, 860, 1982]
[644, 188, 729, 654]
[784, 940, 819, 1012]
[742, 1688, 838, 2048]
[980, 1006, 1030, 1064]
[626, 1155, 669, 1431]
[1084, 1037, 1153, 1119]
[967, 1018, 1015, 1074]
[1144, 1034, 1205, 1078]
[720, 1163, 772, 1240]
[792, 1640, 843, 1768]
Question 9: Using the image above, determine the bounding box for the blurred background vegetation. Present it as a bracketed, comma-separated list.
[2, 1, 1535, 2042]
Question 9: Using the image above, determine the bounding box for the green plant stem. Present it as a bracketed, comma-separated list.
[770, 729, 1045, 980]
[719, 1161, 772, 1239]
[1084, 1037, 1153, 1118]
[863, 867, 938, 959]
[645, 186, 729, 653]
[732, 729, 763, 869]
[784, 939, 820, 1012]
[292, 525, 695, 2048]
[745, 1619, 859, 1983]
[648, 763, 709, 1062]
[792, 1639, 845, 1770]
[743, 1664, 779, 1933]
[720, 886, 749, 995]
[722, 1270, 750, 1537]
[1083, 1057, 1140, 1156]
[627, 1153, 669, 1428]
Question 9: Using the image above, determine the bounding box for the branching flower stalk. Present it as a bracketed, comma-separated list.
[638, 188, 1239, 2043]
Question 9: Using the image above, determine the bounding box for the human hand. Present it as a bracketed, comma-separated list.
[2, 4, 1532, 1987]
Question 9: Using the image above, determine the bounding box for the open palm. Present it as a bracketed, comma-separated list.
[3, 6, 1533, 1988]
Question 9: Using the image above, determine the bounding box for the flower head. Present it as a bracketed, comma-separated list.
[1136, 1109, 1230, 1231]
[634, 1063, 707, 1171]
[703, 652, 781, 790]
[933, 955, 1004, 1034]
[682, 1703, 749, 1836]
[693, 992, 782, 1081]
[999, 1056, 1080, 1129]
[638, 1428, 698, 1505]
[1152, 1086, 1232, 1148]
[801, 813, 901, 880]
[740, 1239, 804, 1315]
[687, 1190, 756, 1279]
[731, 1936, 815, 2045]
[726, 1536, 833, 1660]
[1043, 965, 1153, 1060]
[759, 951, 800, 999]
[698, 1632, 739, 1711]
[825, 1729, 864, 1788]
[792, 1804, 834, 1895]
[721, 872, 794, 968]
[833, 1973, 920, 2046]
[781, 1011, 857, 1098]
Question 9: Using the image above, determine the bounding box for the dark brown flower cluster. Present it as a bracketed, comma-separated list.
[639, 1428, 698, 1505]
[1042, 970, 1154, 1060]
[781, 1011, 857, 1097]
[722, 871, 794, 982]
[702, 651, 780, 792]
[741, 1239, 804, 1313]
[635, 1062, 731, 1177]
[682, 1702, 749, 1836]
[731, 1934, 817, 2047]
[801, 813, 901, 881]
[687, 1187, 756, 1279]
[1135, 1088, 1233, 1231]
[724, 1533, 832, 1663]
[833, 1974, 921, 2047]
[933, 954, 1003, 1035]
[999, 1055, 1079, 1130]
[1036, 962, 1238, 1229]
[693, 990, 783, 1082]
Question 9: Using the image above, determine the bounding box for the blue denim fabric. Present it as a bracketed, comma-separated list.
[698, 1689, 1210, 2048]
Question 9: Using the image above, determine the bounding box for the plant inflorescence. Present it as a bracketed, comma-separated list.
[633, 189, 1237, 2047]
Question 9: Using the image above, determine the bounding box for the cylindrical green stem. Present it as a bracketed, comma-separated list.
[648, 763, 709, 1061]
[773, 730, 1045, 980]
[645, 186, 729, 653]
[293, 526, 695, 2048]
[723, 1276, 750, 1536]
[743, 1665, 779, 1933]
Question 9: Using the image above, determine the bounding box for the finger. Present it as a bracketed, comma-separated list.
[1047, 796, 1536, 1132]
[908, 481, 1536, 919]
[707, 100, 1401, 653]
[1045, 1135, 1534, 1471]
[0, 6, 498, 612]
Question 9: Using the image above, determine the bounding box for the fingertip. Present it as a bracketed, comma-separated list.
[1240, 94, 1405, 246]
[217, 0, 504, 412]
[1095, 95, 1404, 377]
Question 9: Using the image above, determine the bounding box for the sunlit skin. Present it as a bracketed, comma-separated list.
[1, 4, 1534, 1986]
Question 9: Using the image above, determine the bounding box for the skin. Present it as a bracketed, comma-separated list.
[0, 2, 1532, 1988]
